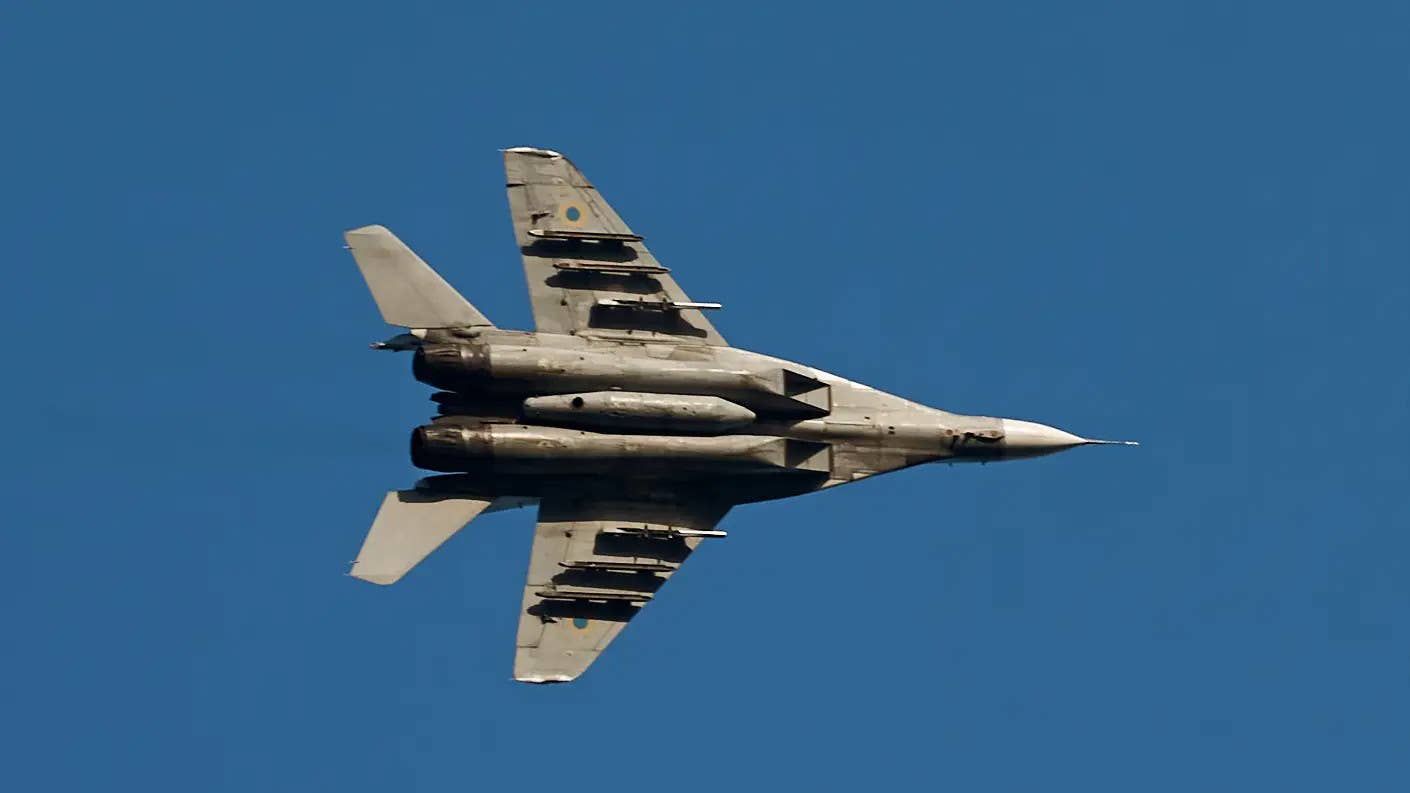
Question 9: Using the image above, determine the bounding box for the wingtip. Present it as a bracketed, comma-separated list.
[349, 566, 401, 586]
[502, 146, 563, 158]
[344, 224, 390, 239]
[514, 674, 575, 685]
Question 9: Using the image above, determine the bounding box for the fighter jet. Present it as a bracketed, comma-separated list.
[345, 147, 1135, 683]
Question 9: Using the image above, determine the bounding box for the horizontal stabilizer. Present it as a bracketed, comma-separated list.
[345, 225, 493, 329]
[350, 491, 494, 585]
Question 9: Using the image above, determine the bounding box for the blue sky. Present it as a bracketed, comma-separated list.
[3, 1, 1407, 790]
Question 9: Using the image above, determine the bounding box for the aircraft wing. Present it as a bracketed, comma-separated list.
[503, 148, 728, 346]
[514, 496, 730, 683]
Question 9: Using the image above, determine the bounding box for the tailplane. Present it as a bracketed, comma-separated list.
[344, 225, 493, 329]
[349, 491, 493, 585]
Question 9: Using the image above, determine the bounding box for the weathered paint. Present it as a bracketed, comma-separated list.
[343, 148, 1135, 685]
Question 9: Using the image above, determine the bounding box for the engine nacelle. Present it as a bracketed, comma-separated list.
[412, 343, 491, 390]
[410, 423, 829, 475]
[412, 342, 831, 418]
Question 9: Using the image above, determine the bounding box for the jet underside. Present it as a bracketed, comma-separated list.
[407, 327, 991, 504]
[342, 147, 1131, 683]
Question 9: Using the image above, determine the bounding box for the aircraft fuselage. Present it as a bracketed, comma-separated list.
[405, 328, 1082, 503]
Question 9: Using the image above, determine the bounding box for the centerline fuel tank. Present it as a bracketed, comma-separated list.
[521, 392, 756, 434]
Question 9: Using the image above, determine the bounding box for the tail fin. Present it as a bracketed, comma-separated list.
[349, 491, 493, 585]
[344, 225, 493, 329]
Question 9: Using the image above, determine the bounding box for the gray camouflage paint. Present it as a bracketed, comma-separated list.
[344, 148, 1134, 683]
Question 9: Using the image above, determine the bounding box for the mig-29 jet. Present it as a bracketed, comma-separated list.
[345, 147, 1134, 683]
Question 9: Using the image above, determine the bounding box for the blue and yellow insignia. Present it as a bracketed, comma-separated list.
[559, 202, 586, 227]
[570, 616, 591, 631]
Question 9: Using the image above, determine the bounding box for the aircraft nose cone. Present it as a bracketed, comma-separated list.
[1000, 418, 1091, 459]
